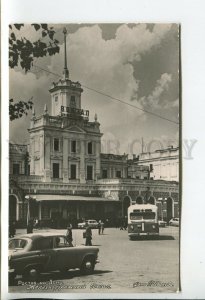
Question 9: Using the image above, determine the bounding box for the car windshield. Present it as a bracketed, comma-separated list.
[9, 239, 28, 250]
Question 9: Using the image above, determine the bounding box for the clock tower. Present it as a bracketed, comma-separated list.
[49, 27, 83, 116]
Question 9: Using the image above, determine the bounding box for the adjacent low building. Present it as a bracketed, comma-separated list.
[137, 146, 179, 181]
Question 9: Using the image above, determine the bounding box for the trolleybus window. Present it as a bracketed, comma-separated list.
[130, 212, 155, 220]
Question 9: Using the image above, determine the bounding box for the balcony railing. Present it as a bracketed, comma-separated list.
[10, 174, 44, 182]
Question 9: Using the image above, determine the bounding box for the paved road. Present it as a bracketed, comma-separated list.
[9, 226, 179, 294]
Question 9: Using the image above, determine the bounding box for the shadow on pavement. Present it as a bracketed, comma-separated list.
[80, 244, 102, 246]
[129, 235, 175, 241]
[9, 269, 113, 286]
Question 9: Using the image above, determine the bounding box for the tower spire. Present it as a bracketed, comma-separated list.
[63, 27, 69, 80]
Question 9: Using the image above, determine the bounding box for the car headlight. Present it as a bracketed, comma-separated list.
[130, 225, 134, 230]
[152, 225, 156, 229]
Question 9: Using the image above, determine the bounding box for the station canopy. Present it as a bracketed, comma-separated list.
[28, 194, 119, 202]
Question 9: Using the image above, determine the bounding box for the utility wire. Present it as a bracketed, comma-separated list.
[32, 64, 179, 125]
[81, 85, 179, 125]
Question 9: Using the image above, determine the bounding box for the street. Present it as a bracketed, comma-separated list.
[9, 226, 179, 293]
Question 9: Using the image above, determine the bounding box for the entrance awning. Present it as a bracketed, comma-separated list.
[29, 194, 119, 202]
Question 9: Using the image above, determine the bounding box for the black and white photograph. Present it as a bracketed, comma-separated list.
[7, 22, 180, 294]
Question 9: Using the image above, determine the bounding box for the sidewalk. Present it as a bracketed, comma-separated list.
[14, 227, 66, 236]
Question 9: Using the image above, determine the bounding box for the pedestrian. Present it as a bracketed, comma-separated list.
[84, 221, 92, 246]
[66, 224, 73, 247]
[27, 219, 33, 234]
[98, 220, 101, 235]
[9, 221, 16, 238]
[124, 216, 128, 230]
[101, 221, 104, 234]
[34, 218, 39, 229]
[120, 218, 124, 230]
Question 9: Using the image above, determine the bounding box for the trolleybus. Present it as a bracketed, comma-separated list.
[128, 203, 159, 239]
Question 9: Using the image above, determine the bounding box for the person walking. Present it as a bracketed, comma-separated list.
[27, 219, 33, 234]
[98, 220, 101, 235]
[120, 218, 124, 230]
[66, 224, 73, 247]
[9, 221, 16, 238]
[85, 221, 92, 246]
[101, 221, 104, 234]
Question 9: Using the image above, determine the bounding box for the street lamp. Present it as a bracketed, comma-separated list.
[25, 195, 36, 227]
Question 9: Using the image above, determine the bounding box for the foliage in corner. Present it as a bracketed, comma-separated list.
[9, 24, 60, 120]
[9, 23, 60, 72]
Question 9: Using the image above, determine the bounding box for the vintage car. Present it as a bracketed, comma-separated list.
[78, 219, 98, 229]
[169, 217, 179, 227]
[158, 220, 167, 227]
[9, 232, 99, 282]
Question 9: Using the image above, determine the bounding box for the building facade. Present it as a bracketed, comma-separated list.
[137, 146, 179, 182]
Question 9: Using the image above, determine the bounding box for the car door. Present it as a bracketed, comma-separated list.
[54, 236, 77, 270]
[35, 237, 58, 271]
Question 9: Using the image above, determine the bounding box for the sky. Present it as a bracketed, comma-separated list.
[9, 23, 179, 155]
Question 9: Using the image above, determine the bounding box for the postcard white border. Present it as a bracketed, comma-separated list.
[2, 0, 205, 299]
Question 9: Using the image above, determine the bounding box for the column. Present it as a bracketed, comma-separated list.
[39, 134, 44, 176]
[95, 140, 101, 180]
[44, 135, 51, 182]
[30, 138, 35, 175]
[63, 138, 69, 182]
[16, 198, 19, 221]
[109, 167, 112, 179]
[76, 202, 80, 219]
[38, 202, 42, 220]
[80, 140, 86, 183]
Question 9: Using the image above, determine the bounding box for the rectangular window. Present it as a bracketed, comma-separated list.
[55, 96, 58, 102]
[53, 163, 59, 178]
[116, 170, 121, 178]
[13, 163, 20, 175]
[88, 142, 92, 154]
[27, 164, 30, 176]
[102, 169, 108, 179]
[54, 139, 59, 151]
[70, 164, 76, 179]
[71, 140, 76, 153]
[87, 166, 93, 180]
[70, 95, 76, 108]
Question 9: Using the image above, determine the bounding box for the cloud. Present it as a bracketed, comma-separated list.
[139, 73, 172, 108]
[9, 23, 173, 151]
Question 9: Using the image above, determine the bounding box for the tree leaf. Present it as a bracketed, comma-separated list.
[42, 31, 47, 38]
[10, 32, 16, 41]
[48, 30, 55, 40]
[32, 24, 41, 31]
[14, 24, 24, 30]
[41, 24, 48, 30]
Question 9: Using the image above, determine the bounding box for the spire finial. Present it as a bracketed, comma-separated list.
[94, 113, 98, 122]
[32, 107, 36, 117]
[44, 104, 48, 115]
[63, 27, 69, 80]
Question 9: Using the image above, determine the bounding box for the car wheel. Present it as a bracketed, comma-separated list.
[60, 267, 69, 274]
[80, 256, 95, 275]
[23, 266, 40, 281]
